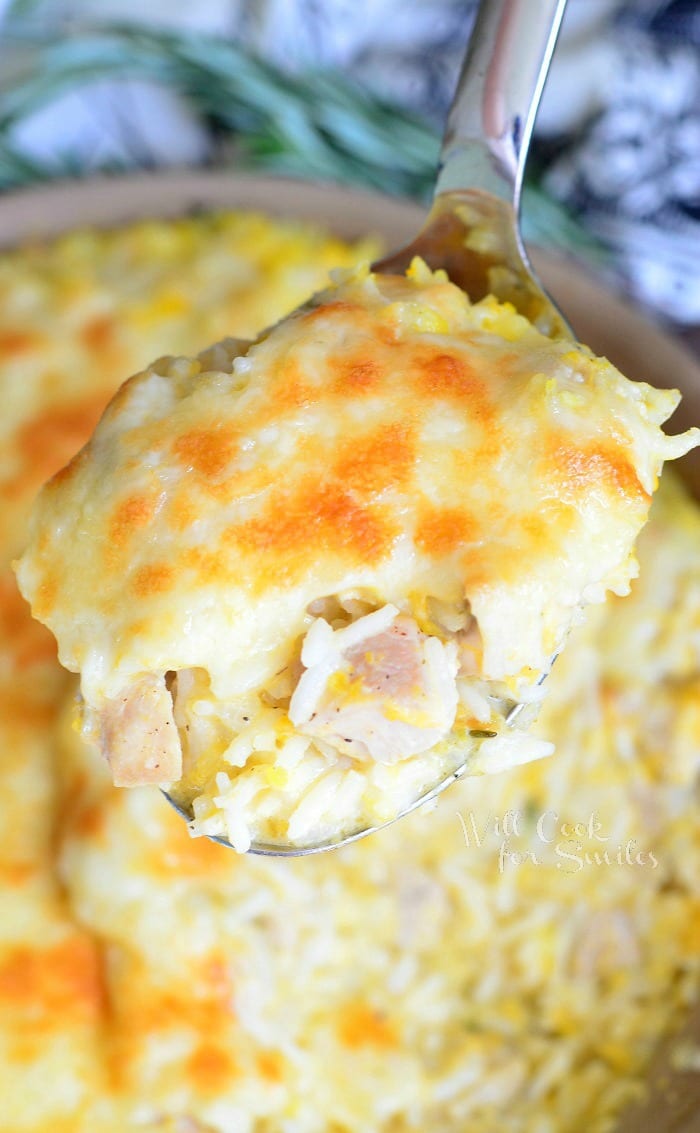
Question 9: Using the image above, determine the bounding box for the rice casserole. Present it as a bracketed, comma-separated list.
[0, 208, 699, 1132]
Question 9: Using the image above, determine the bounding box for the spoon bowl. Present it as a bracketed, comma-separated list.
[373, 187, 572, 339]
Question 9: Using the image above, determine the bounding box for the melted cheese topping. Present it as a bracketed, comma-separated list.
[15, 261, 699, 846]
[19, 263, 697, 702]
[0, 210, 698, 1132]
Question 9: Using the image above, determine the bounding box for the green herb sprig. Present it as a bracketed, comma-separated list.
[0, 20, 604, 260]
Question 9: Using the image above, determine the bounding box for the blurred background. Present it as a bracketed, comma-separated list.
[0, 0, 698, 349]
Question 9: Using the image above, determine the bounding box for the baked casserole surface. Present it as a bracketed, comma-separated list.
[0, 211, 698, 1132]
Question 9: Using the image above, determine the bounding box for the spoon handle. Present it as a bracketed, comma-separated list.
[436, 0, 567, 206]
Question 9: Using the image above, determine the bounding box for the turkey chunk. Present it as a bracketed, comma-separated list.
[96, 673, 182, 787]
[289, 605, 459, 763]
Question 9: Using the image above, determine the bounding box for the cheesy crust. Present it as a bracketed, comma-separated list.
[16, 260, 699, 849]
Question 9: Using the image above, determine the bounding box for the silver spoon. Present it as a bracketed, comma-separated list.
[167, 0, 571, 855]
[374, 0, 571, 336]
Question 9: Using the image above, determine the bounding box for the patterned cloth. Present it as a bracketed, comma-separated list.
[2, 0, 699, 326]
[540, 1, 700, 323]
